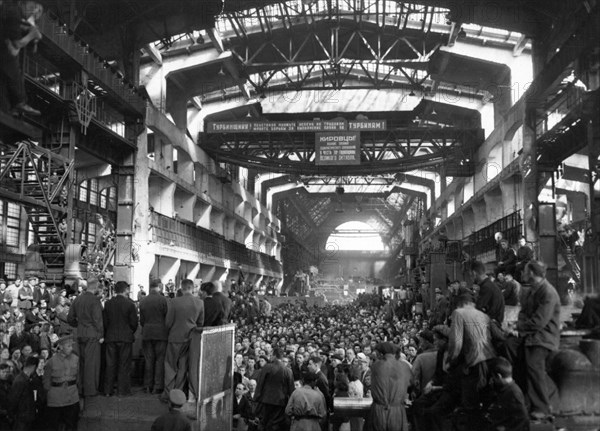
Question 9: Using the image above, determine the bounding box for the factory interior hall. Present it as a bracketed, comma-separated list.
[0, 0, 599, 430]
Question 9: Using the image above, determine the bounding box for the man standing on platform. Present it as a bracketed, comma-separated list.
[509, 260, 561, 421]
[103, 281, 138, 397]
[164, 279, 204, 398]
[203, 280, 232, 327]
[139, 279, 168, 395]
[67, 278, 103, 399]
[254, 348, 295, 431]
[447, 292, 496, 412]
[44, 335, 79, 431]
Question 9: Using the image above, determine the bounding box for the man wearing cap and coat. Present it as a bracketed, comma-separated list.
[164, 279, 204, 398]
[103, 281, 138, 396]
[44, 335, 79, 431]
[139, 279, 168, 394]
[367, 342, 411, 431]
[151, 389, 191, 431]
[67, 278, 104, 397]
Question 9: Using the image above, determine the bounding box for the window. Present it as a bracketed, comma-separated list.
[89, 179, 98, 206]
[79, 180, 89, 202]
[173, 148, 178, 174]
[5, 203, 21, 247]
[1, 262, 17, 280]
[86, 222, 96, 244]
[109, 187, 117, 210]
[100, 189, 108, 209]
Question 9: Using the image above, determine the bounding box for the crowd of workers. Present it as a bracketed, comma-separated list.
[0, 252, 562, 431]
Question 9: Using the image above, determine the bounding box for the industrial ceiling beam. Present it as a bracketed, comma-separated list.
[200, 127, 480, 176]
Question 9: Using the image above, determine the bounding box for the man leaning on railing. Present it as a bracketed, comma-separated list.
[0, 0, 43, 116]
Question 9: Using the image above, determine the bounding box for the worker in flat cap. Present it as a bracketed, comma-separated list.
[43, 335, 80, 431]
[366, 341, 411, 431]
[412, 324, 457, 431]
[151, 389, 192, 431]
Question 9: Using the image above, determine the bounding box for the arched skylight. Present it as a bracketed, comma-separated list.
[327, 221, 385, 251]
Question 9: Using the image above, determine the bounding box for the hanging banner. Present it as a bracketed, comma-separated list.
[315, 132, 361, 165]
[206, 120, 386, 133]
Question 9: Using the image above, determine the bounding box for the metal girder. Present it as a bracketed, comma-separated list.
[383, 195, 417, 240]
[200, 127, 481, 176]
[220, 2, 447, 94]
[287, 194, 319, 230]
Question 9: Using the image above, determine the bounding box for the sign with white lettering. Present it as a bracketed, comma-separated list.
[206, 120, 386, 133]
[315, 132, 361, 165]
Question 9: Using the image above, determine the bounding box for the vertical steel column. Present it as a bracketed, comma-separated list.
[113, 160, 135, 284]
[586, 116, 600, 293]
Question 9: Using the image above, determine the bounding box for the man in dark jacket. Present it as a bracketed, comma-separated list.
[496, 239, 517, 277]
[307, 355, 331, 412]
[139, 279, 168, 394]
[515, 237, 533, 281]
[164, 279, 204, 398]
[254, 348, 295, 431]
[67, 278, 104, 398]
[203, 281, 232, 327]
[471, 261, 505, 323]
[32, 283, 50, 306]
[103, 281, 138, 396]
[8, 356, 39, 431]
[509, 260, 561, 421]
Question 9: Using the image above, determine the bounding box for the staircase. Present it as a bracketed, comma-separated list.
[558, 234, 582, 286]
[0, 137, 73, 274]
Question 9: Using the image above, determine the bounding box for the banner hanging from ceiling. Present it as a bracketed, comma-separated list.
[206, 119, 386, 133]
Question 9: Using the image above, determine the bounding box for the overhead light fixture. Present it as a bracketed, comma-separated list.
[431, 109, 438, 115]
[409, 89, 416, 97]
[218, 66, 226, 76]
[457, 28, 467, 39]
[197, 34, 205, 44]
[259, 91, 267, 99]
[246, 111, 253, 118]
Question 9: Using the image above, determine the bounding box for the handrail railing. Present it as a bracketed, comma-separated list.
[23, 56, 126, 137]
[150, 212, 282, 273]
[464, 210, 522, 260]
[38, 12, 146, 115]
[535, 84, 585, 137]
